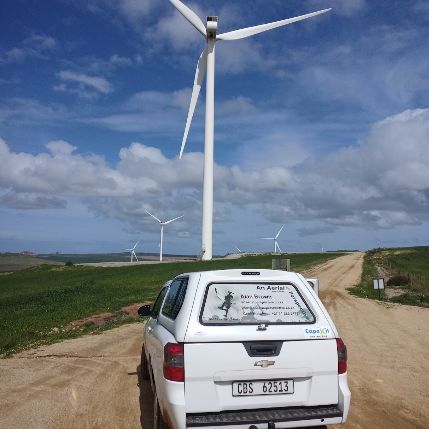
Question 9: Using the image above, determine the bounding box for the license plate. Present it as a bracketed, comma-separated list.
[232, 379, 294, 396]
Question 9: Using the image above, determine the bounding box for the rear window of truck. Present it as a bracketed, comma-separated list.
[200, 282, 315, 325]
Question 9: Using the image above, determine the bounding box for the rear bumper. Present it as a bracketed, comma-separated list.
[187, 405, 342, 427]
[338, 373, 351, 422]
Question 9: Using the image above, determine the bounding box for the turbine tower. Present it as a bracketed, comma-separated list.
[126, 240, 140, 262]
[169, 0, 331, 261]
[261, 225, 284, 253]
[145, 210, 183, 261]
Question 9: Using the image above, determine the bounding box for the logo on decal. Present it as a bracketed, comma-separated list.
[305, 327, 330, 336]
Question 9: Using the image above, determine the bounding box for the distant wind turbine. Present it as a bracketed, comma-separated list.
[169, 0, 331, 261]
[126, 240, 140, 262]
[234, 246, 242, 253]
[145, 210, 183, 261]
[261, 225, 284, 253]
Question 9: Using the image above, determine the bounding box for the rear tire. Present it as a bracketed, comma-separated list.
[154, 391, 167, 429]
[141, 346, 150, 380]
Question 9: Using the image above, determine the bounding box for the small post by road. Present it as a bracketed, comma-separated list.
[373, 278, 385, 299]
[272, 259, 291, 271]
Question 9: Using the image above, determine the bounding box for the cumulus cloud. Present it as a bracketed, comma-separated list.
[0, 108, 428, 231]
[54, 70, 113, 98]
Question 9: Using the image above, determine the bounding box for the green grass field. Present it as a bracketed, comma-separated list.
[0, 252, 343, 356]
[349, 246, 429, 306]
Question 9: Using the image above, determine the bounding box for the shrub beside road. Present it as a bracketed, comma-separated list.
[348, 246, 429, 307]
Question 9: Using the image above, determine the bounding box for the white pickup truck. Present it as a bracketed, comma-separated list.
[138, 269, 350, 429]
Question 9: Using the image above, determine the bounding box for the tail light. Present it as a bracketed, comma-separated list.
[336, 338, 347, 374]
[164, 342, 184, 382]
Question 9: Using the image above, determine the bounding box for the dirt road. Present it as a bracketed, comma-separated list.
[304, 253, 429, 429]
[0, 253, 427, 428]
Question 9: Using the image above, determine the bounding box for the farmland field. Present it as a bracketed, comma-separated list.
[0, 253, 192, 269]
[0, 252, 343, 356]
[0, 254, 60, 271]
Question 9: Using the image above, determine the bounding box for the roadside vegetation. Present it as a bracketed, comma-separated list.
[349, 246, 429, 307]
[0, 252, 343, 356]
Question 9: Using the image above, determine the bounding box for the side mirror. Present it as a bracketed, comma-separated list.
[138, 304, 152, 318]
[306, 278, 319, 296]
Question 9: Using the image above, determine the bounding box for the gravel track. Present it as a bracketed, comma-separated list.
[0, 252, 427, 428]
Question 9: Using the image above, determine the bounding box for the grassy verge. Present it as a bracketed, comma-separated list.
[0, 252, 343, 356]
[347, 251, 381, 300]
[348, 246, 429, 307]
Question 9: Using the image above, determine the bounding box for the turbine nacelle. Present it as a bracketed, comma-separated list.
[206, 16, 218, 38]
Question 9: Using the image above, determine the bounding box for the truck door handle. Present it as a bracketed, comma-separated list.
[244, 342, 283, 357]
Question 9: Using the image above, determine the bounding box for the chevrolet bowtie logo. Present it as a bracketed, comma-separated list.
[254, 360, 275, 368]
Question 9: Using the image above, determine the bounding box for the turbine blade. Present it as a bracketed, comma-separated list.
[276, 242, 282, 252]
[133, 239, 140, 250]
[217, 8, 331, 41]
[275, 225, 285, 239]
[179, 48, 207, 158]
[145, 209, 161, 223]
[169, 0, 206, 36]
[261, 237, 274, 240]
[164, 215, 184, 225]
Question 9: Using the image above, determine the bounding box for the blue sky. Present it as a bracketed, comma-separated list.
[1, 0, 429, 255]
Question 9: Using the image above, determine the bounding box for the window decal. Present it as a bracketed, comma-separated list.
[201, 283, 314, 324]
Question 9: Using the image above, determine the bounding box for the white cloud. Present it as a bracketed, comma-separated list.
[46, 140, 77, 156]
[1, 108, 428, 231]
[0, 192, 66, 210]
[88, 54, 142, 72]
[0, 98, 70, 125]
[149, 4, 204, 51]
[412, 1, 429, 15]
[87, 0, 155, 27]
[293, 23, 429, 116]
[308, 0, 367, 17]
[0, 35, 56, 64]
[216, 40, 279, 75]
[55, 70, 113, 98]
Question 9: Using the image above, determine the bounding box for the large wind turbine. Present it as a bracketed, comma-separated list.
[126, 240, 140, 262]
[261, 225, 284, 253]
[145, 210, 183, 261]
[169, 0, 331, 261]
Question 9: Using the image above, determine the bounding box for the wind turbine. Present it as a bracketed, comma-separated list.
[126, 240, 140, 262]
[145, 210, 183, 261]
[261, 225, 284, 253]
[169, 0, 331, 261]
